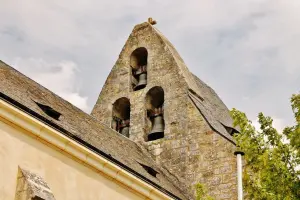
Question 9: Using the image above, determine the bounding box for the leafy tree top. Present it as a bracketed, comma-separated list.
[230, 93, 300, 200]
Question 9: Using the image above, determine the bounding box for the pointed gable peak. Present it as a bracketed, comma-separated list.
[93, 21, 235, 144]
[130, 20, 202, 96]
[132, 22, 236, 142]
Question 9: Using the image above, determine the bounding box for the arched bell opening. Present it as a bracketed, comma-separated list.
[145, 86, 165, 141]
[130, 47, 148, 91]
[111, 97, 130, 138]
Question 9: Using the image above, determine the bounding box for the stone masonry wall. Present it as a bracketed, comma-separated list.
[144, 97, 237, 199]
[91, 22, 237, 199]
[91, 22, 189, 142]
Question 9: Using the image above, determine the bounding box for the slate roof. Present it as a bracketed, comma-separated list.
[0, 60, 186, 200]
[153, 25, 237, 143]
[188, 75, 237, 143]
[17, 167, 56, 200]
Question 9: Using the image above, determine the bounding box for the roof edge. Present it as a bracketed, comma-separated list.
[0, 92, 182, 200]
[188, 91, 236, 145]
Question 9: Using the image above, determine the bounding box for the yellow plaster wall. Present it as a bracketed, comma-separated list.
[0, 118, 146, 200]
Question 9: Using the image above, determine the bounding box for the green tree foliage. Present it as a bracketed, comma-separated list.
[194, 183, 214, 200]
[230, 94, 300, 200]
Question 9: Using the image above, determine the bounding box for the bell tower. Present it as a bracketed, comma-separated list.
[91, 21, 238, 199]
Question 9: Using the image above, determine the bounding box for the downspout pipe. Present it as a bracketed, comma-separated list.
[234, 151, 245, 200]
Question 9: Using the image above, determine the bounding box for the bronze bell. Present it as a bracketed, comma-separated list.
[148, 115, 164, 141]
[120, 119, 130, 138]
[120, 127, 129, 137]
[134, 66, 144, 75]
[135, 73, 147, 90]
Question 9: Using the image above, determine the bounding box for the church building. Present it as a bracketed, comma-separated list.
[0, 20, 240, 200]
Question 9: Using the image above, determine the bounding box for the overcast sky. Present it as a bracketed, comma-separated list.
[1, 0, 299, 131]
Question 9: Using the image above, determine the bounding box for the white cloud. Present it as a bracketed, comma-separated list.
[0, 0, 299, 127]
[252, 117, 286, 133]
[12, 58, 89, 112]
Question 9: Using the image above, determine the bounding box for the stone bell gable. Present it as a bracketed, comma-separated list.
[91, 22, 191, 142]
[91, 21, 238, 199]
